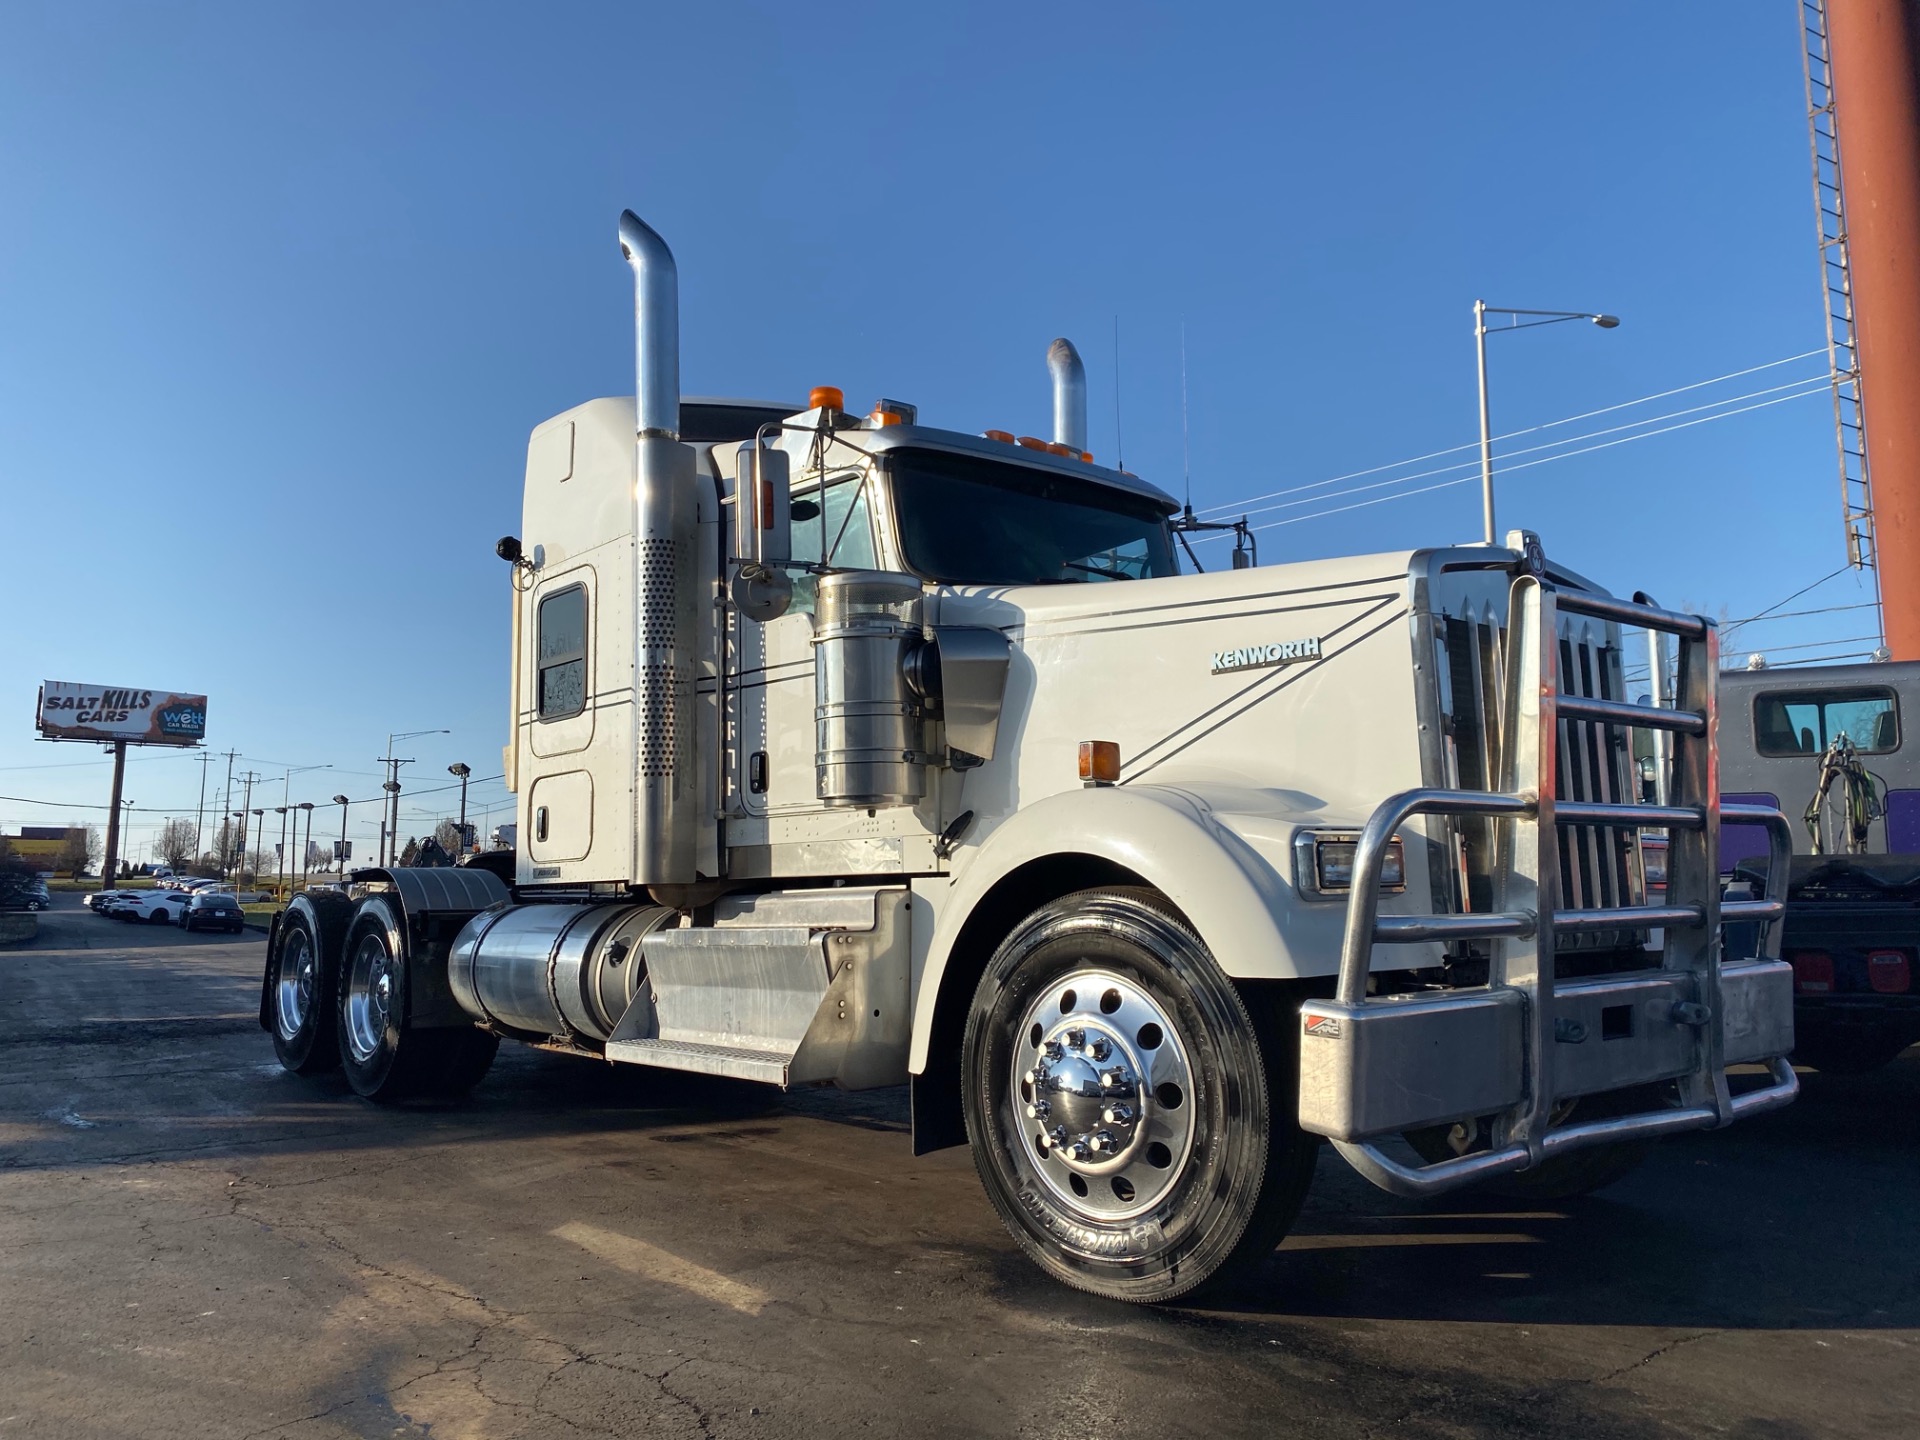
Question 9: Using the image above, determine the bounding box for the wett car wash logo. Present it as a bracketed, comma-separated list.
[1209, 635, 1323, 675]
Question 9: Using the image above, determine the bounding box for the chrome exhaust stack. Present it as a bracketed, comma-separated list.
[618, 209, 699, 885]
[1047, 337, 1087, 453]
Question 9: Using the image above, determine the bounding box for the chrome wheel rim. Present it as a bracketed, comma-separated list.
[275, 929, 314, 1040]
[1007, 967, 1197, 1222]
[344, 932, 393, 1063]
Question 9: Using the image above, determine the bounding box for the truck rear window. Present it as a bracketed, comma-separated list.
[1753, 687, 1898, 756]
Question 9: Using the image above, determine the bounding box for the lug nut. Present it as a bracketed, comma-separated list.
[1102, 1104, 1135, 1126]
[1066, 1140, 1092, 1162]
[1043, 1040, 1064, 1061]
[1026, 1100, 1050, 1119]
[1063, 1029, 1086, 1049]
[1090, 1130, 1117, 1154]
[1085, 1038, 1111, 1061]
[1099, 1069, 1124, 1089]
[1035, 1130, 1051, 1149]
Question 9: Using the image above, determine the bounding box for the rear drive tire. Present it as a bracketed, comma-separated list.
[336, 896, 498, 1102]
[270, 891, 354, 1075]
[962, 887, 1316, 1303]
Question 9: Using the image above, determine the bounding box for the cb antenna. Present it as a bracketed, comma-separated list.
[1180, 320, 1191, 511]
[1112, 314, 1124, 471]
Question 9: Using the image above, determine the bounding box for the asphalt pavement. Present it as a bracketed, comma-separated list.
[1, 889, 1916, 1438]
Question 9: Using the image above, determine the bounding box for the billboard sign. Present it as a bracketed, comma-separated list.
[36, 682, 207, 746]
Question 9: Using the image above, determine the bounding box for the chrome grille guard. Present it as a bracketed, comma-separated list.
[1298, 575, 1798, 1197]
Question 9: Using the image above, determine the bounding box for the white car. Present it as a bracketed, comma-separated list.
[120, 891, 193, 925]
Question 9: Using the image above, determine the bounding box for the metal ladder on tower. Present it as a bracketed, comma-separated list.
[1801, 0, 1880, 581]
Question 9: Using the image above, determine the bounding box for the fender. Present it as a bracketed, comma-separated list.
[909, 783, 1435, 1074]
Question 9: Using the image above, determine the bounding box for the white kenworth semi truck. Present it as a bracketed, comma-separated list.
[261, 210, 1800, 1302]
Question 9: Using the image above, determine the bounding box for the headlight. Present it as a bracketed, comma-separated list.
[1295, 832, 1405, 895]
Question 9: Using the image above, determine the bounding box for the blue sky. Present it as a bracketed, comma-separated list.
[0, 2, 1874, 862]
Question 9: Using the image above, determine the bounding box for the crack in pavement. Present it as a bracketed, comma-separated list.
[1589, 1330, 1720, 1386]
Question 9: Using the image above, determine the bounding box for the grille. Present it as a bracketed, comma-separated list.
[1439, 603, 1644, 961]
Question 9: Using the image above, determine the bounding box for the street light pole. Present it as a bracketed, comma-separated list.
[1473, 302, 1620, 545]
[448, 763, 471, 852]
[333, 794, 350, 874]
[295, 802, 315, 889]
[381, 729, 450, 865]
[274, 807, 289, 900]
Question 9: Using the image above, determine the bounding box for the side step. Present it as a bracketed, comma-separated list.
[603, 1037, 795, 1085]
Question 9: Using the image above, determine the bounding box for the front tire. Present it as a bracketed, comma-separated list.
[962, 887, 1316, 1303]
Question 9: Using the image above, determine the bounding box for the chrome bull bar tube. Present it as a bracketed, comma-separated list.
[1300, 575, 1799, 1198]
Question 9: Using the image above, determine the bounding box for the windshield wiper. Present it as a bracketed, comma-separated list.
[1059, 560, 1134, 581]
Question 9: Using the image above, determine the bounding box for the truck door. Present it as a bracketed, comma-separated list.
[731, 470, 878, 827]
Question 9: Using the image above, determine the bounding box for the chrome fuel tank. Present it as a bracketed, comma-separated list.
[449, 901, 671, 1042]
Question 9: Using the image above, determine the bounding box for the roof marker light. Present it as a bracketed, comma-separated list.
[809, 385, 845, 412]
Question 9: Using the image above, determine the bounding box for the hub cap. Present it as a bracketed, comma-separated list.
[275, 930, 314, 1040]
[1009, 968, 1196, 1221]
[344, 933, 394, 1063]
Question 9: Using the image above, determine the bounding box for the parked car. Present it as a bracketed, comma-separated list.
[85, 889, 136, 912]
[0, 880, 50, 911]
[207, 887, 273, 904]
[121, 892, 193, 924]
[98, 892, 149, 917]
[181, 892, 246, 934]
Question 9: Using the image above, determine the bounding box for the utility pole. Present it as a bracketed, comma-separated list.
[381, 729, 448, 866]
[235, 771, 259, 880]
[218, 750, 237, 874]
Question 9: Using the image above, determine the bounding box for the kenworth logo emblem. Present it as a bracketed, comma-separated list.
[1210, 636, 1323, 675]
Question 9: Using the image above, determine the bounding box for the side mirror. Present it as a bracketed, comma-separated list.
[735, 440, 791, 567]
[730, 439, 794, 622]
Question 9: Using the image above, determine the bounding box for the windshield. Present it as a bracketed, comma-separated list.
[888, 448, 1176, 585]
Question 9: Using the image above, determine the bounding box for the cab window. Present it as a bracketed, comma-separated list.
[536, 584, 587, 719]
[788, 474, 876, 613]
[1754, 687, 1898, 756]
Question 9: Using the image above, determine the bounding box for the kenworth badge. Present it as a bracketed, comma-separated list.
[1210, 636, 1323, 675]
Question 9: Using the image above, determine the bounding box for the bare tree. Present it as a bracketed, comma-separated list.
[57, 826, 101, 879]
[433, 820, 464, 857]
[155, 818, 197, 870]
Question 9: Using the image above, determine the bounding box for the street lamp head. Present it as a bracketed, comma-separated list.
[1592, 314, 1621, 329]
[448, 762, 471, 778]
[296, 802, 314, 811]
[332, 794, 350, 806]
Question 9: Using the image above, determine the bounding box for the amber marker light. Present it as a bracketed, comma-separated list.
[983, 429, 1015, 443]
[1016, 435, 1048, 450]
[1079, 740, 1120, 787]
[810, 385, 846, 412]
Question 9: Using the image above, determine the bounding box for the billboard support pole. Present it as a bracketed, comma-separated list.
[101, 740, 128, 889]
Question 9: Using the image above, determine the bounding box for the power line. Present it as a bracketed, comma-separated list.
[1720, 564, 1855, 640]
[1206, 376, 1828, 529]
[0, 773, 506, 817]
[1198, 349, 1828, 518]
[1208, 384, 1827, 536]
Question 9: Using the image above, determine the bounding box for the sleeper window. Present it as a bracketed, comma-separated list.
[537, 585, 587, 720]
[1753, 687, 1898, 756]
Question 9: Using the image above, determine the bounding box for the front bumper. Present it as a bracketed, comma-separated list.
[1296, 578, 1799, 1197]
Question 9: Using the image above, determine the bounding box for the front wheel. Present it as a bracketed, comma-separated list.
[962, 888, 1316, 1303]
